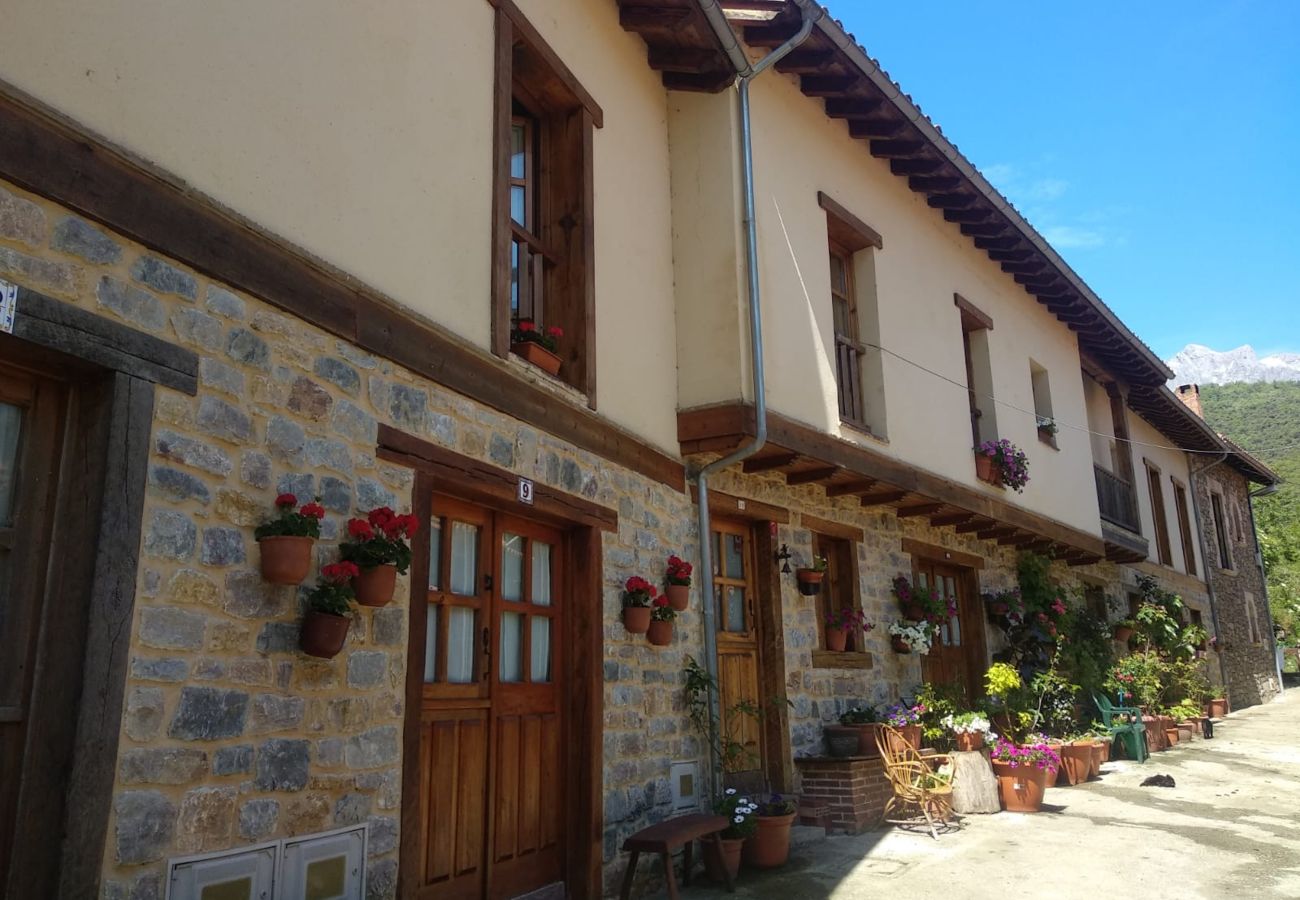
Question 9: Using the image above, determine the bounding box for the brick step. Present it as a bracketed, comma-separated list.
[798, 801, 832, 828]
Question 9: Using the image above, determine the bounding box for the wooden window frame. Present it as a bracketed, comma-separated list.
[808, 515, 872, 670]
[490, 1, 601, 404]
[1144, 460, 1173, 567]
[1210, 490, 1233, 571]
[818, 192, 881, 433]
[1171, 478, 1197, 576]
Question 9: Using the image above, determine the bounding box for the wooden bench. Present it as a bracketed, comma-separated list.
[618, 813, 734, 900]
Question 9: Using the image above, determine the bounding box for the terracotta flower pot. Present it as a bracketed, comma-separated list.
[954, 732, 985, 752]
[1207, 698, 1228, 718]
[891, 635, 912, 654]
[646, 619, 673, 647]
[902, 603, 926, 621]
[992, 760, 1049, 813]
[884, 724, 922, 754]
[352, 564, 397, 607]
[665, 583, 690, 611]
[842, 723, 882, 756]
[975, 453, 1003, 487]
[511, 340, 562, 376]
[1088, 741, 1103, 777]
[622, 605, 651, 635]
[796, 569, 824, 596]
[1176, 723, 1194, 743]
[1142, 715, 1165, 751]
[825, 626, 847, 652]
[258, 535, 314, 585]
[300, 610, 350, 659]
[1057, 743, 1092, 786]
[825, 727, 860, 758]
[1098, 739, 1112, 763]
[705, 837, 745, 883]
[743, 812, 795, 868]
[1164, 727, 1179, 746]
[1112, 625, 1135, 643]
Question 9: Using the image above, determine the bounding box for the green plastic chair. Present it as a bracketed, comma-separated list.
[1092, 693, 1149, 763]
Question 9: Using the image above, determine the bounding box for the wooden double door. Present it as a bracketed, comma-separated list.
[914, 559, 987, 704]
[412, 496, 565, 899]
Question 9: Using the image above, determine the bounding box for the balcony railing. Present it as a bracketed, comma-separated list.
[1094, 464, 1139, 533]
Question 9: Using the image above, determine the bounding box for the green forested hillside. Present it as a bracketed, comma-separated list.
[1199, 381, 1300, 647]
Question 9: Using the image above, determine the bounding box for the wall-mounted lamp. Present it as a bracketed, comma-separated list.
[773, 543, 792, 574]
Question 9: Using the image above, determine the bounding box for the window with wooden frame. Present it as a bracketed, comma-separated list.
[1211, 490, 1233, 570]
[490, 1, 602, 401]
[1172, 479, 1197, 576]
[1144, 461, 1172, 566]
[955, 293, 997, 448]
[818, 192, 885, 436]
[810, 524, 870, 668]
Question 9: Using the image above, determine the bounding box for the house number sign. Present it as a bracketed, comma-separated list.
[517, 476, 534, 505]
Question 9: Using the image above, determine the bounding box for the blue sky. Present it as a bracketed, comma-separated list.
[832, 1, 1300, 360]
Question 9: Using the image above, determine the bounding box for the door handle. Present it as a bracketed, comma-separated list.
[481, 626, 491, 682]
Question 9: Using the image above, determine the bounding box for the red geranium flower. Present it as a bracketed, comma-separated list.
[275, 493, 297, 508]
[626, 576, 653, 594]
[322, 560, 361, 583]
[517, 319, 537, 332]
[368, 506, 395, 529]
[653, 595, 669, 608]
[300, 502, 326, 519]
[546, 325, 563, 339]
[347, 518, 374, 540]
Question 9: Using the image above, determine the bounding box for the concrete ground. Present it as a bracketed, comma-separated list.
[678, 690, 1300, 900]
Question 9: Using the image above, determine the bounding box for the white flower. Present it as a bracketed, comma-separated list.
[725, 788, 736, 795]
[738, 798, 748, 805]
[733, 815, 744, 824]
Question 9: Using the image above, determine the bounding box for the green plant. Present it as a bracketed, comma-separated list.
[339, 508, 417, 574]
[839, 705, 878, 725]
[684, 656, 789, 774]
[892, 573, 954, 623]
[254, 493, 325, 540]
[511, 318, 563, 352]
[985, 662, 1022, 698]
[1105, 650, 1163, 708]
[650, 596, 677, 622]
[756, 793, 797, 816]
[1053, 591, 1114, 698]
[306, 562, 358, 616]
[912, 681, 967, 748]
[803, 555, 828, 573]
[715, 789, 759, 839]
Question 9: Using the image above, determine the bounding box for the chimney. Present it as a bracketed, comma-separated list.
[1176, 383, 1203, 418]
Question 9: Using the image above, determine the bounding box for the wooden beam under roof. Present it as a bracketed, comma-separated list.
[744, 20, 807, 46]
[909, 175, 963, 192]
[944, 208, 993, 224]
[927, 193, 978, 209]
[825, 98, 883, 118]
[889, 158, 945, 176]
[848, 118, 907, 139]
[742, 452, 799, 473]
[988, 249, 1034, 262]
[973, 235, 1020, 250]
[1000, 261, 1046, 275]
[896, 502, 943, 518]
[860, 490, 908, 506]
[977, 525, 1018, 540]
[869, 139, 926, 158]
[786, 465, 840, 485]
[619, 5, 693, 30]
[663, 71, 734, 92]
[647, 47, 721, 72]
[801, 75, 862, 96]
[953, 518, 994, 534]
[826, 479, 877, 497]
[960, 221, 1009, 237]
[774, 50, 836, 74]
[930, 512, 974, 527]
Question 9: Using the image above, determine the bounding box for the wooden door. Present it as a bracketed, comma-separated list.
[915, 562, 985, 702]
[0, 365, 65, 888]
[711, 519, 764, 780]
[414, 496, 564, 900]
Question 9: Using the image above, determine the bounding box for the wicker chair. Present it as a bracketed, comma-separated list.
[874, 725, 957, 839]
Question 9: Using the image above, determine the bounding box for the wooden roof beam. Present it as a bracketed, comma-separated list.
[998, 532, 1040, 547]
[977, 525, 1018, 540]
[1001, 261, 1046, 275]
[745, 21, 807, 47]
[909, 175, 964, 193]
[801, 76, 862, 97]
[987, 249, 1034, 262]
[860, 490, 908, 507]
[927, 192, 979, 209]
[954, 518, 995, 534]
[944, 208, 993, 225]
[620, 6, 693, 31]
[890, 158, 946, 175]
[825, 98, 883, 118]
[663, 71, 735, 92]
[786, 465, 841, 486]
[930, 512, 974, 528]
[848, 118, 907, 139]
[869, 139, 926, 158]
[647, 47, 720, 72]
[774, 50, 836, 74]
[973, 235, 1020, 250]
[896, 502, 944, 518]
[742, 452, 799, 473]
[826, 479, 877, 497]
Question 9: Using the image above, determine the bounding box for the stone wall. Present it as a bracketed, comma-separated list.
[1, 178, 701, 899]
[1196, 467, 1279, 708]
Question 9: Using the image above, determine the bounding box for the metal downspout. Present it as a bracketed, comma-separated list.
[691, 0, 818, 790]
[1189, 451, 1232, 698]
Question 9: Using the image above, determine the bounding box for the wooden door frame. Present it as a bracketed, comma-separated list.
[380, 425, 615, 900]
[0, 289, 196, 898]
[908, 544, 988, 701]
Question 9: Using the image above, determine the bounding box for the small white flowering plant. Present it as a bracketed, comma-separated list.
[888, 620, 936, 655]
[714, 787, 759, 839]
[941, 711, 995, 737]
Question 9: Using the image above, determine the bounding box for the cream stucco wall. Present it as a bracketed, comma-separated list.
[673, 68, 1104, 537]
[1082, 372, 1120, 472]
[0, 0, 681, 451]
[1129, 413, 1205, 577]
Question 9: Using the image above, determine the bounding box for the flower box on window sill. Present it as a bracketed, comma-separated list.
[1037, 427, 1058, 448]
[974, 452, 1003, 488]
[511, 341, 562, 377]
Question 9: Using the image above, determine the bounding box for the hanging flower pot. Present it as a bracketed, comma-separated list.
[300, 610, 351, 659]
[255, 494, 325, 584]
[622, 605, 651, 634]
[796, 562, 826, 596]
[353, 564, 397, 608]
[891, 635, 911, 654]
[622, 576, 656, 634]
[259, 535, 316, 585]
[646, 619, 673, 646]
[663, 555, 692, 611]
[974, 452, 1002, 487]
[1112, 623, 1135, 643]
[825, 626, 847, 652]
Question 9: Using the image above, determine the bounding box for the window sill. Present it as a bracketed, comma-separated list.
[1037, 431, 1059, 450]
[504, 350, 589, 408]
[839, 419, 889, 447]
[811, 649, 874, 670]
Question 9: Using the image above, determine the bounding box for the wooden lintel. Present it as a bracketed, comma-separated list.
[826, 479, 877, 497]
[690, 486, 791, 525]
[801, 512, 864, 543]
[896, 503, 943, 518]
[954, 293, 994, 331]
[929, 512, 974, 528]
[786, 466, 840, 486]
[860, 490, 908, 507]
[901, 538, 986, 570]
[742, 452, 800, 473]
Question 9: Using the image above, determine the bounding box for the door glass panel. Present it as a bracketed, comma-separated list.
[427, 517, 443, 590]
[510, 241, 520, 314]
[530, 617, 551, 682]
[446, 607, 476, 683]
[423, 605, 438, 683]
[0, 403, 21, 527]
[510, 123, 526, 179]
[531, 541, 552, 606]
[510, 186, 526, 226]
[724, 586, 747, 633]
[501, 533, 524, 602]
[499, 612, 523, 683]
[722, 533, 745, 579]
[449, 522, 479, 596]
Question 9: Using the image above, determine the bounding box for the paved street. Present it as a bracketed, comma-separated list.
[682, 691, 1300, 899]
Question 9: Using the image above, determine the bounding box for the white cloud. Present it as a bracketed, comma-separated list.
[1041, 225, 1107, 249]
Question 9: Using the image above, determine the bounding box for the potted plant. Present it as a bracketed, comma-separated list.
[888, 620, 935, 655]
[892, 573, 952, 624]
[795, 556, 828, 596]
[707, 789, 757, 882]
[647, 595, 676, 647]
[339, 507, 417, 607]
[1036, 415, 1059, 443]
[663, 555, 692, 611]
[743, 794, 797, 869]
[942, 711, 994, 752]
[254, 493, 324, 584]
[824, 607, 875, 652]
[510, 318, 564, 376]
[621, 576, 655, 634]
[975, 438, 1030, 492]
[299, 561, 358, 658]
[1206, 697, 1228, 718]
[835, 705, 882, 756]
[989, 737, 1060, 812]
[883, 702, 926, 751]
[1112, 618, 1137, 643]
[1056, 736, 1093, 786]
